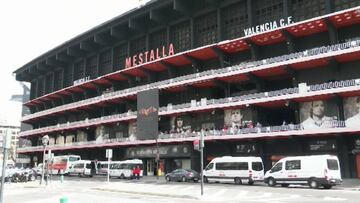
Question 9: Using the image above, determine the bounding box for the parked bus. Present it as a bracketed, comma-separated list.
[109, 159, 143, 179]
[49, 155, 81, 175]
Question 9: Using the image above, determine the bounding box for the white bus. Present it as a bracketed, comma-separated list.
[109, 159, 143, 179]
[203, 156, 264, 185]
[49, 155, 81, 175]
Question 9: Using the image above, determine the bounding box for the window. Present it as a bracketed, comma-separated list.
[334, 0, 360, 12]
[131, 36, 146, 56]
[252, 162, 263, 171]
[285, 160, 301, 170]
[255, 0, 283, 25]
[150, 29, 167, 50]
[271, 162, 282, 173]
[216, 162, 248, 170]
[195, 12, 218, 47]
[171, 21, 191, 52]
[99, 50, 112, 76]
[205, 163, 214, 171]
[74, 163, 84, 169]
[292, 0, 326, 22]
[327, 159, 339, 170]
[69, 157, 80, 162]
[222, 1, 248, 39]
[113, 44, 128, 71]
[86, 56, 98, 79]
[54, 69, 63, 91]
[63, 66, 73, 87]
[74, 60, 85, 80]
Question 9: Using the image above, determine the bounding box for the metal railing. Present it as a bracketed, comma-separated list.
[19, 78, 360, 137]
[22, 39, 360, 121]
[18, 120, 347, 151]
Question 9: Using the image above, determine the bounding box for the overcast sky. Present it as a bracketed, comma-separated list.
[0, 0, 146, 126]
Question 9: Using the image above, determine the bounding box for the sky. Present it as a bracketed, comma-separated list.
[0, 0, 147, 126]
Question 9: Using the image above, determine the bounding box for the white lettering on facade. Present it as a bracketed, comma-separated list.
[244, 16, 294, 36]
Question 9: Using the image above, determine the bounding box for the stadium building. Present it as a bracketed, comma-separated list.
[14, 0, 360, 178]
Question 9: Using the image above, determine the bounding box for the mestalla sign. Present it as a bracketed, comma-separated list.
[125, 43, 175, 68]
[243, 16, 293, 36]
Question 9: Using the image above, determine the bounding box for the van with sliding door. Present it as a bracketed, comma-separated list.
[68, 160, 97, 177]
[264, 155, 342, 189]
[203, 156, 264, 185]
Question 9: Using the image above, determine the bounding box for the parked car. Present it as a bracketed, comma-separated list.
[165, 169, 200, 182]
[264, 154, 342, 189]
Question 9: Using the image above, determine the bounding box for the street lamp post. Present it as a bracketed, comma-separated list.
[0, 129, 12, 203]
[40, 135, 49, 185]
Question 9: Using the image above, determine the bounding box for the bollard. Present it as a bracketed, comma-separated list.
[60, 197, 68, 203]
[60, 175, 64, 183]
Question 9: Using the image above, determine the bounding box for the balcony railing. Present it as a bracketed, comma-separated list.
[19, 78, 360, 137]
[22, 39, 360, 122]
[17, 120, 348, 152]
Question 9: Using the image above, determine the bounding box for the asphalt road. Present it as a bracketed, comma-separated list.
[3, 175, 360, 203]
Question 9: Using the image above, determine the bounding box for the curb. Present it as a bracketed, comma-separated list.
[92, 187, 198, 200]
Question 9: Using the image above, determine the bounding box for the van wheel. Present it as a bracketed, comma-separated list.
[204, 176, 208, 183]
[309, 178, 319, 189]
[120, 174, 125, 179]
[281, 184, 289, 187]
[248, 181, 254, 185]
[323, 185, 332, 189]
[267, 178, 276, 187]
[181, 176, 186, 182]
[234, 177, 242, 185]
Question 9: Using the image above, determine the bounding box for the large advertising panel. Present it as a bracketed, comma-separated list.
[300, 99, 339, 130]
[344, 96, 360, 128]
[137, 89, 159, 140]
[224, 108, 253, 128]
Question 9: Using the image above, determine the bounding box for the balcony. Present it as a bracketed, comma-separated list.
[22, 39, 360, 123]
[19, 78, 360, 138]
[17, 120, 359, 154]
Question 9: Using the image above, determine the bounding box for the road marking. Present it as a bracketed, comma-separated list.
[234, 190, 249, 198]
[177, 185, 196, 193]
[323, 197, 347, 201]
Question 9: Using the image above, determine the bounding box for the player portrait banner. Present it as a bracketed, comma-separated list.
[343, 96, 360, 128]
[137, 88, 159, 140]
[299, 99, 339, 130]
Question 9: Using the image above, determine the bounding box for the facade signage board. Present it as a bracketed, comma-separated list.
[125, 144, 191, 158]
[308, 140, 337, 151]
[125, 43, 175, 68]
[243, 16, 293, 36]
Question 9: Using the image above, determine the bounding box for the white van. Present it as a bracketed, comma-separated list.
[109, 159, 143, 179]
[69, 160, 96, 177]
[264, 155, 342, 189]
[203, 156, 264, 185]
[96, 161, 109, 175]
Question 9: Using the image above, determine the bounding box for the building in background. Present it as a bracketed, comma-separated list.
[13, 0, 360, 178]
[0, 123, 20, 163]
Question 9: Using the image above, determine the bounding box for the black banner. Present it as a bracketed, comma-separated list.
[308, 139, 337, 151]
[137, 89, 159, 140]
[125, 145, 191, 158]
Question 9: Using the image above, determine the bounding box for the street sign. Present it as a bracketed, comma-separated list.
[193, 140, 200, 151]
[4, 129, 12, 149]
[106, 149, 113, 158]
